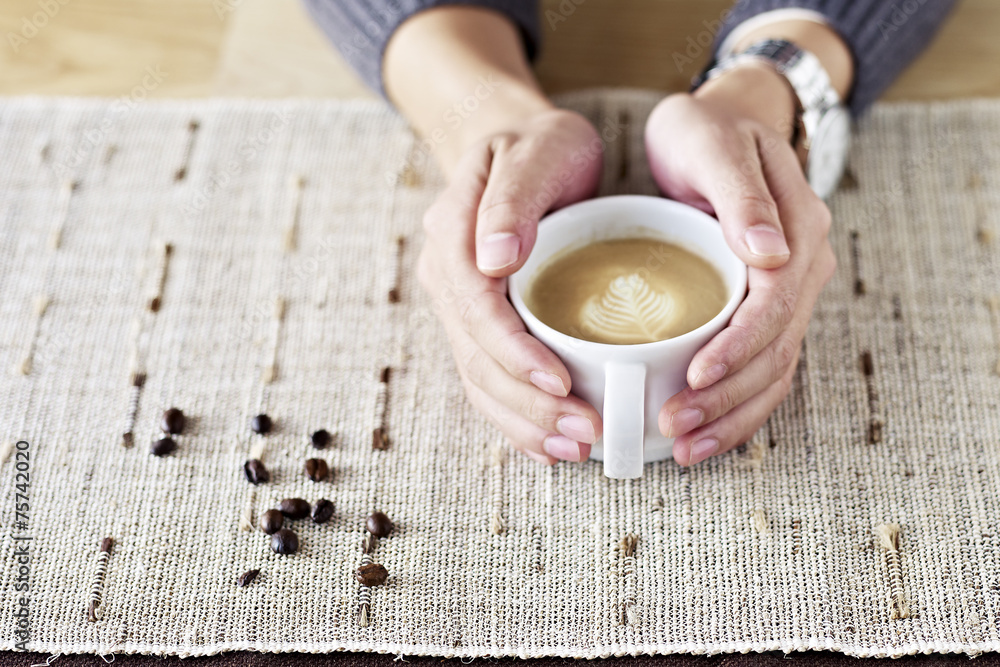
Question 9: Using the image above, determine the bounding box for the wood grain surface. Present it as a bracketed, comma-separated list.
[0, 0, 996, 100]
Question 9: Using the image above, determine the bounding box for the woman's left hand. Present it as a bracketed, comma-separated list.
[643, 65, 837, 467]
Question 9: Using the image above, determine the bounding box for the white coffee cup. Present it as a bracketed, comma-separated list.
[508, 195, 747, 479]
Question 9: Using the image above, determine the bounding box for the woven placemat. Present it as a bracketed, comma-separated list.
[0, 92, 998, 660]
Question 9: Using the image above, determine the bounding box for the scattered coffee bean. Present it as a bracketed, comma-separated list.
[278, 498, 311, 520]
[250, 413, 272, 435]
[304, 458, 329, 482]
[311, 499, 334, 524]
[160, 407, 186, 434]
[366, 511, 393, 538]
[270, 529, 299, 555]
[311, 429, 332, 449]
[151, 437, 176, 457]
[260, 509, 284, 534]
[243, 459, 270, 485]
[356, 563, 388, 587]
[237, 569, 259, 587]
[361, 533, 378, 554]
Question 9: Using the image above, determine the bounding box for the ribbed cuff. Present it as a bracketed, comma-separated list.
[302, 0, 540, 100]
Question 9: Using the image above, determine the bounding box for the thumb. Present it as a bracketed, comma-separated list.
[474, 138, 589, 278]
[702, 133, 791, 270]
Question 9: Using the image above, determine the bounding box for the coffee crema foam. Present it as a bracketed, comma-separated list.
[580, 273, 682, 345]
[524, 237, 727, 345]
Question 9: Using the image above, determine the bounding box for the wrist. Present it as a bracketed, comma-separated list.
[383, 5, 553, 171]
[693, 63, 798, 141]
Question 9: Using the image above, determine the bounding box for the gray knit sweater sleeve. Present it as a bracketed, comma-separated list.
[303, 0, 956, 115]
[711, 0, 958, 116]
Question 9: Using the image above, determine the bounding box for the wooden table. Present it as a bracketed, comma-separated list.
[0, 0, 997, 102]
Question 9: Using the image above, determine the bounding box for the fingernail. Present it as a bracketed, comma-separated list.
[524, 449, 554, 465]
[543, 435, 584, 462]
[530, 371, 568, 396]
[668, 408, 703, 438]
[693, 364, 727, 389]
[744, 225, 789, 258]
[689, 437, 718, 465]
[556, 415, 596, 444]
[478, 232, 520, 271]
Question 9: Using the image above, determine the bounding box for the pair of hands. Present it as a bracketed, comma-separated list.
[416, 80, 836, 467]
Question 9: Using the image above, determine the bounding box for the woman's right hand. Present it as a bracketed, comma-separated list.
[416, 108, 605, 465]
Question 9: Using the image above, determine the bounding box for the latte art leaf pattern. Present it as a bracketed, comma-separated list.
[580, 273, 681, 343]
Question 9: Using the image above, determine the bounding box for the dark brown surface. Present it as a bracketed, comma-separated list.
[2, 651, 997, 666]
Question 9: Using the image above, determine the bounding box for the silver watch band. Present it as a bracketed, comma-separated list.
[693, 39, 841, 106]
[691, 38, 852, 201]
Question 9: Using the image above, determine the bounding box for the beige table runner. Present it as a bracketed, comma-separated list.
[1, 92, 999, 659]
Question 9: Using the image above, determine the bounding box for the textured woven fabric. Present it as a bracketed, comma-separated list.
[7, 648, 1000, 666]
[0, 93, 999, 660]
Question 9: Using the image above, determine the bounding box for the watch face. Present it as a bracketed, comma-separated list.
[807, 107, 852, 200]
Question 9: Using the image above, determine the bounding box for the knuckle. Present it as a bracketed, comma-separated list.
[814, 201, 833, 236]
[716, 381, 743, 417]
[421, 207, 440, 236]
[456, 294, 480, 330]
[822, 246, 838, 283]
[716, 323, 759, 370]
[738, 190, 779, 219]
[778, 369, 795, 395]
[772, 335, 800, 375]
[771, 286, 798, 328]
[477, 197, 536, 233]
[518, 391, 546, 427]
[489, 132, 518, 156]
[769, 368, 796, 403]
[496, 329, 531, 378]
[457, 344, 489, 389]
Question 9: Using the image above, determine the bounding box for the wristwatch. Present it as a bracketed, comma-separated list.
[692, 39, 851, 200]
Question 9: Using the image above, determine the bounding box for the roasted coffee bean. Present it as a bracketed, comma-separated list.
[270, 529, 299, 555]
[355, 563, 388, 587]
[260, 509, 284, 534]
[304, 458, 329, 482]
[278, 498, 311, 520]
[366, 511, 393, 538]
[160, 407, 186, 434]
[310, 429, 332, 449]
[311, 499, 334, 524]
[250, 413, 272, 434]
[243, 459, 270, 485]
[151, 437, 176, 457]
[237, 569, 259, 587]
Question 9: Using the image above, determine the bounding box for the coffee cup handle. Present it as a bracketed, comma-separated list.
[602, 362, 646, 479]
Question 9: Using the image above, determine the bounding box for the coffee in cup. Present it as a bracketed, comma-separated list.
[522, 237, 727, 346]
